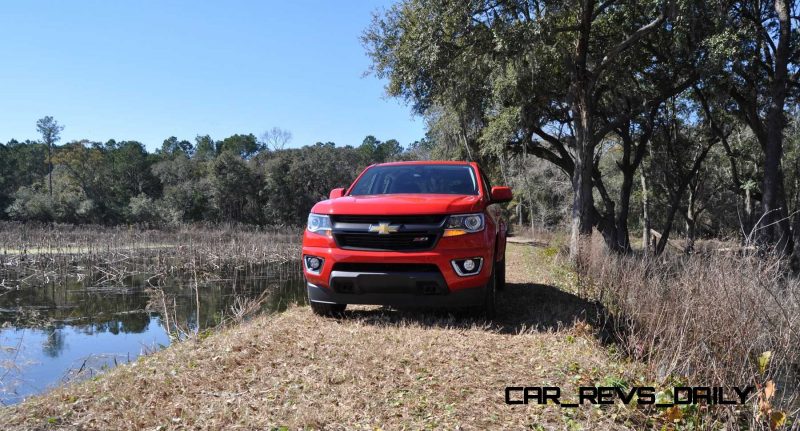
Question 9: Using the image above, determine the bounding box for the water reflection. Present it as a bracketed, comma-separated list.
[0, 261, 305, 405]
[42, 328, 65, 358]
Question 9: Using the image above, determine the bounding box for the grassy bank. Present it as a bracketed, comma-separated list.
[1, 243, 657, 430]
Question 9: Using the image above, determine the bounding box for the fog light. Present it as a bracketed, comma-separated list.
[304, 255, 324, 274]
[451, 257, 483, 276]
[463, 259, 476, 272]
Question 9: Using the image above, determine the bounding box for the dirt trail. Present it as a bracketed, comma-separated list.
[1, 243, 645, 430]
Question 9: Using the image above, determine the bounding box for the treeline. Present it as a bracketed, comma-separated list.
[365, 0, 800, 258]
[0, 125, 431, 226]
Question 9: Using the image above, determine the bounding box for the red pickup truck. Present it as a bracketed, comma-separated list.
[301, 161, 512, 318]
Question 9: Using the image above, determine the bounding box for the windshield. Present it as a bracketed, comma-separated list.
[349, 164, 478, 196]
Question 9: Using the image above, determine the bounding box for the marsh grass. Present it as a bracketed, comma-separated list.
[576, 234, 800, 429]
[0, 222, 301, 288]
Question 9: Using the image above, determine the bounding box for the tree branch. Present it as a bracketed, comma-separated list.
[595, 10, 668, 76]
[505, 136, 575, 176]
[530, 125, 574, 165]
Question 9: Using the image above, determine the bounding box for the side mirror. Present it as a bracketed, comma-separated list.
[329, 187, 345, 199]
[490, 186, 513, 203]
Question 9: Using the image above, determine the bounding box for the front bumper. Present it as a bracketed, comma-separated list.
[302, 229, 493, 307]
[307, 281, 486, 307]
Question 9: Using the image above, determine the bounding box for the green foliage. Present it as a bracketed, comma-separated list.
[160, 136, 193, 158]
[2, 131, 413, 227]
[364, 0, 730, 253]
[0, 140, 48, 213]
[151, 155, 215, 223]
[6, 184, 55, 222]
[209, 151, 260, 223]
[218, 133, 262, 159]
[194, 135, 217, 160]
[36, 116, 64, 146]
[363, 0, 800, 256]
[260, 143, 366, 225]
[126, 194, 170, 225]
[358, 136, 403, 163]
[7, 168, 92, 223]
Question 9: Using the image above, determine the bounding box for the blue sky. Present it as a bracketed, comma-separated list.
[0, 1, 424, 151]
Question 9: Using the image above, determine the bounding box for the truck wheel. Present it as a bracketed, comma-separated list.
[481, 265, 496, 320]
[496, 255, 506, 291]
[310, 301, 346, 317]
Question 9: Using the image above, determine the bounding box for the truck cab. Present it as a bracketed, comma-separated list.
[301, 161, 512, 318]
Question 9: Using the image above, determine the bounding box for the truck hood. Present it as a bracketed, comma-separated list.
[311, 194, 483, 216]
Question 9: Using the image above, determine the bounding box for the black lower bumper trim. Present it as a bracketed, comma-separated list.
[329, 270, 448, 295]
[307, 281, 485, 308]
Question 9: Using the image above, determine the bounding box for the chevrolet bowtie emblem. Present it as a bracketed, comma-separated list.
[369, 222, 399, 235]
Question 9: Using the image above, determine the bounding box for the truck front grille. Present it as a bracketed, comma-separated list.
[330, 214, 445, 251]
[334, 232, 439, 251]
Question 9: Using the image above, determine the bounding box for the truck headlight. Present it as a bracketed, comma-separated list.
[307, 214, 332, 235]
[444, 213, 484, 237]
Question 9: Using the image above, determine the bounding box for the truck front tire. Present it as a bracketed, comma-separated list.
[495, 255, 506, 291]
[481, 264, 497, 320]
[310, 301, 346, 317]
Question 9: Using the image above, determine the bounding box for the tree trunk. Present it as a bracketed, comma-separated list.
[656, 142, 715, 255]
[744, 186, 753, 242]
[569, 110, 596, 260]
[656, 190, 682, 255]
[761, 117, 792, 253]
[758, 0, 794, 256]
[793, 203, 800, 259]
[47, 142, 53, 197]
[612, 133, 645, 253]
[794, 202, 800, 266]
[529, 197, 535, 237]
[641, 173, 651, 253]
[615, 173, 633, 252]
[606, 117, 653, 254]
[685, 186, 697, 254]
[794, 159, 800, 260]
[568, 0, 596, 261]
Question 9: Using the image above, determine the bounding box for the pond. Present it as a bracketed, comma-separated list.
[0, 261, 306, 405]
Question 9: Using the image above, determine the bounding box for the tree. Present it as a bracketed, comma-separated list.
[645, 94, 717, 255]
[109, 141, 159, 197]
[160, 136, 194, 158]
[359, 135, 402, 163]
[716, 0, 799, 255]
[151, 155, 214, 223]
[209, 151, 260, 223]
[36, 116, 64, 197]
[364, 0, 720, 257]
[405, 137, 435, 160]
[194, 135, 217, 160]
[218, 133, 263, 159]
[0, 139, 48, 218]
[261, 127, 292, 151]
[261, 143, 364, 224]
